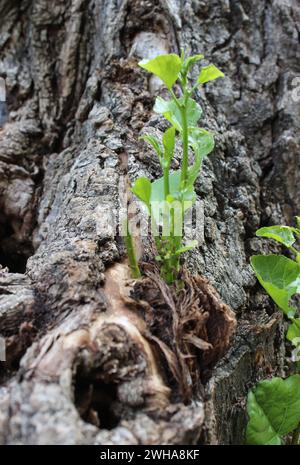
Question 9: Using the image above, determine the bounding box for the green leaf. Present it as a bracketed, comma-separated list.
[175, 240, 198, 256]
[151, 170, 196, 205]
[138, 54, 182, 90]
[153, 97, 178, 129]
[162, 127, 176, 165]
[132, 177, 152, 210]
[154, 96, 202, 131]
[246, 375, 300, 445]
[183, 54, 204, 72]
[151, 170, 180, 204]
[140, 134, 163, 158]
[287, 318, 300, 344]
[251, 255, 300, 316]
[197, 64, 224, 85]
[187, 128, 214, 186]
[256, 225, 296, 248]
[291, 218, 300, 239]
[150, 170, 195, 226]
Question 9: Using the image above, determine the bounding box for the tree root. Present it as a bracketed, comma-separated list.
[126, 265, 237, 403]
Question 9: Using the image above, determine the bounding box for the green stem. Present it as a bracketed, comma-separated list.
[289, 245, 300, 262]
[170, 86, 187, 268]
[291, 423, 300, 445]
[163, 166, 170, 200]
[124, 221, 141, 279]
[177, 93, 188, 265]
[170, 89, 182, 111]
[163, 162, 175, 241]
[163, 169, 176, 284]
[180, 99, 189, 187]
[165, 80, 189, 283]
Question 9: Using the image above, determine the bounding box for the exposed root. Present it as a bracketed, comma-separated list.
[34, 259, 236, 430]
[129, 267, 237, 403]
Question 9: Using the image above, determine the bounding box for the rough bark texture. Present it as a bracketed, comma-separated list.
[0, 0, 299, 445]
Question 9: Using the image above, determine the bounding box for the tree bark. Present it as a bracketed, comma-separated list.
[0, 0, 299, 445]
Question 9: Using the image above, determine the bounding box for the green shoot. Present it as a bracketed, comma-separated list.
[125, 52, 223, 284]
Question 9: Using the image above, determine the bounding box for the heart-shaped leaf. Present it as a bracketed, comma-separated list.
[256, 225, 296, 248]
[246, 375, 300, 445]
[138, 54, 182, 90]
[251, 255, 300, 316]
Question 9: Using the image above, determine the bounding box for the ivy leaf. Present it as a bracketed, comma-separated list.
[151, 170, 195, 226]
[187, 128, 214, 187]
[256, 225, 296, 248]
[138, 54, 182, 90]
[246, 375, 300, 445]
[131, 177, 152, 211]
[154, 96, 202, 131]
[162, 127, 176, 165]
[139, 134, 163, 158]
[197, 64, 224, 85]
[251, 255, 300, 316]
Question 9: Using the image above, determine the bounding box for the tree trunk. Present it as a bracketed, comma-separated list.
[0, 0, 299, 445]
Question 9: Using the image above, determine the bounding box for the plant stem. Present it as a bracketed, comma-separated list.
[170, 89, 181, 110]
[164, 171, 177, 284]
[291, 423, 300, 445]
[165, 79, 189, 283]
[180, 98, 189, 187]
[178, 94, 188, 260]
[124, 220, 141, 279]
[289, 245, 300, 262]
[169, 87, 188, 274]
[163, 166, 170, 200]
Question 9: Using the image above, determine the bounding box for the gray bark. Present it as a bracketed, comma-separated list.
[0, 0, 299, 445]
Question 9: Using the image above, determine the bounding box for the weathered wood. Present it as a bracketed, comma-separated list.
[0, 0, 299, 444]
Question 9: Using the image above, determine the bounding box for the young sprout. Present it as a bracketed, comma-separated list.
[126, 52, 224, 284]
